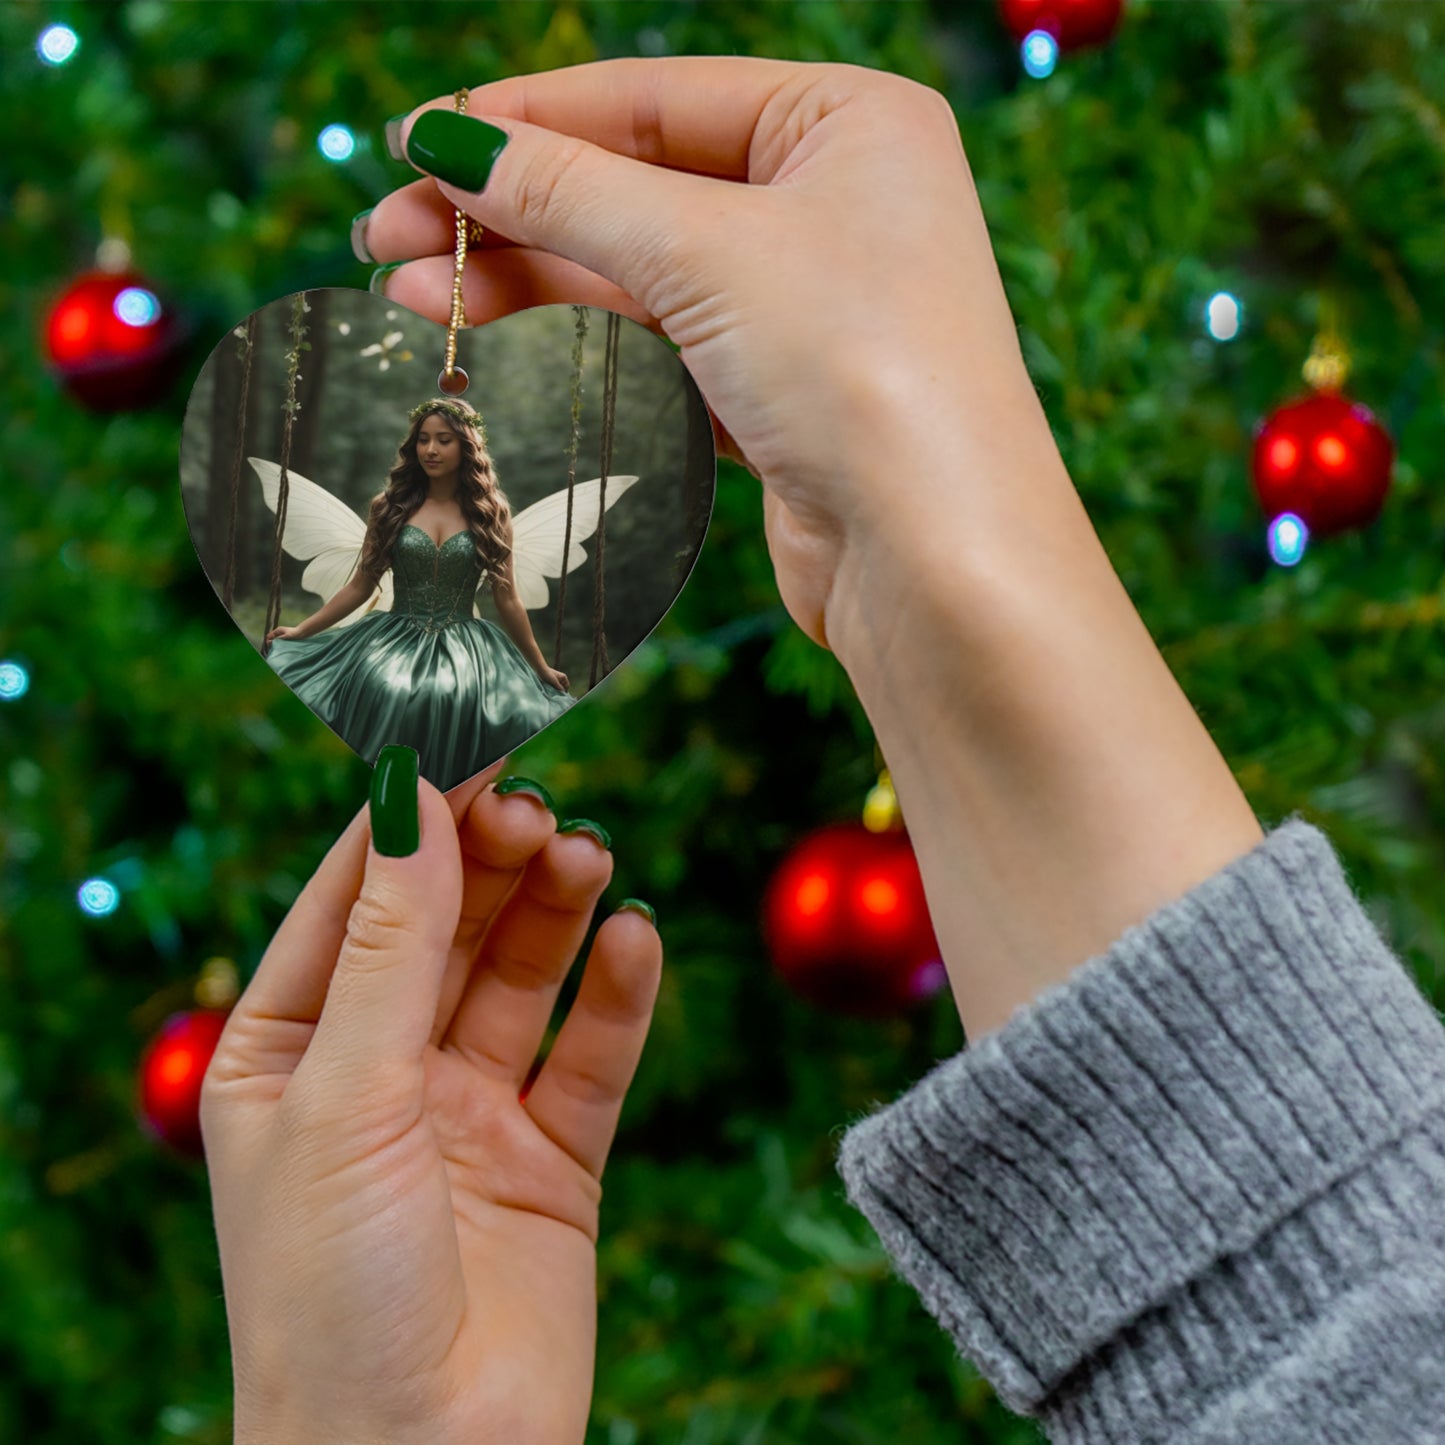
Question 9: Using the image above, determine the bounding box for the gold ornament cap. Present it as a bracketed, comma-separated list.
[1302, 294, 1351, 393]
[863, 767, 902, 833]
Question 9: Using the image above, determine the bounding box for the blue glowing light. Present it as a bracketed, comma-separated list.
[318, 124, 356, 162]
[38, 24, 79, 65]
[78, 878, 121, 917]
[1267, 512, 1309, 568]
[1205, 291, 1243, 341]
[0, 660, 29, 700]
[114, 287, 161, 328]
[1022, 30, 1059, 79]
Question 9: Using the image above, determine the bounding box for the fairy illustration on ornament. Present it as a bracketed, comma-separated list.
[180, 291, 715, 791]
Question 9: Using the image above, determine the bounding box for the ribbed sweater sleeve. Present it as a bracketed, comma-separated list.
[835, 816, 1445, 1443]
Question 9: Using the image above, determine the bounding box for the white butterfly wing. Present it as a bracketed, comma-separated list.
[248, 458, 392, 623]
[480, 475, 641, 614]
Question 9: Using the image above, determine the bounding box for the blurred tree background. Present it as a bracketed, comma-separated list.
[1, 3, 1442, 1443]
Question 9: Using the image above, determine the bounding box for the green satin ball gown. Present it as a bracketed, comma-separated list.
[267, 524, 575, 790]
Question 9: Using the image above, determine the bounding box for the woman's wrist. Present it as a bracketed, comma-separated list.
[825, 400, 1263, 1041]
[501, 609, 547, 672]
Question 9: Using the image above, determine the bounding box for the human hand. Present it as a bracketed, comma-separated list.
[363, 57, 1067, 658]
[264, 624, 303, 643]
[538, 664, 569, 692]
[201, 750, 663, 1445]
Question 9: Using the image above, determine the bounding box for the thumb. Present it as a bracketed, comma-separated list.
[396, 106, 744, 316]
[303, 745, 463, 1092]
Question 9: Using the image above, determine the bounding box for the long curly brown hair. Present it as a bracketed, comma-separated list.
[356, 399, 513, 587]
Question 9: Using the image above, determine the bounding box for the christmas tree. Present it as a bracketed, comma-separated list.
[1, 3, 1441, 1442]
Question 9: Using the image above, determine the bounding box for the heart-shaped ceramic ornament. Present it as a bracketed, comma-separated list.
[180, 289, 715, 792]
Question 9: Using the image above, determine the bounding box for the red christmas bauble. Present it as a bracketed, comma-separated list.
[44, 269, 186, 411]
[137, 1009, 230, 1158]
[762, 822, 946, 1018]
[1251, 391, 1394, 538]
[998, 0, 1125, 50]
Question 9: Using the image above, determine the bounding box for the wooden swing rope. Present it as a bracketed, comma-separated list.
[589, 310, 619, 689]
[221, 313, 256, 612]
[261, 293, 309, 657]
[553, 305, 589, 670]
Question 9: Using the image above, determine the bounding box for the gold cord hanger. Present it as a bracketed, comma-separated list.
[439, 88, 481, 395]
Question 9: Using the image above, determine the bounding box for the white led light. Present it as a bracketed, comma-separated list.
[38, 24, 79, 66]
[1022, 30, 1058, 79]
[1267, 512, 1308, 567]
[114, 287, 161, 327]
[1205, 291, 1243, 341]
[0, 660, 29, 700]
[318, 124, 356, 162]
[78, 878, 121, 917]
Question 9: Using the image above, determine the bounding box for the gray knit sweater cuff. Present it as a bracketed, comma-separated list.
[835, 816, 1445, 1435]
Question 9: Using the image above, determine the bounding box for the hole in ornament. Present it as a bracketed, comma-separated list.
[438, 365, 469, 395]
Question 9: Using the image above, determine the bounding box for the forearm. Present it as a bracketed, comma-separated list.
[827, 399, 1263, 1042]
[291, 583, 372, 639]
[494, 593, 548, 671]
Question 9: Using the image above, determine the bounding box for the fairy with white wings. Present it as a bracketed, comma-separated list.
[252, 396, 640, 790]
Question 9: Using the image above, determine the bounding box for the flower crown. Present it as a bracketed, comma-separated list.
[407, 398, 487, 443]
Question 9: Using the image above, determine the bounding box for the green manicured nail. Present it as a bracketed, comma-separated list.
[405, 109, 510, 192]
[371, 745, 419, 857]
[369, 261, 403, 297]
[617, 898, 656, 926]
[494, 776, 556, 813]
[558, 818, 612, 851]
[350, 208, 375, 264]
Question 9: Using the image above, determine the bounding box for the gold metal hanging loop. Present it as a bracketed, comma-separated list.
[439, 88, 477, 395]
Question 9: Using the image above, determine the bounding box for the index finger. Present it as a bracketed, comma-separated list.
[402, 54, 820, 182]
[222, 761, 507, 1039]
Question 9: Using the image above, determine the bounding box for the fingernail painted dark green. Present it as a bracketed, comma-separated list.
[494, 776, 556, 812]
[369, 262, 403, 297]
[559, 818, 611, 850]
[371, 745, 419, 857]
[405, 110, 510, 192]
[617, 898, 656, 925]
[350, 208, 375, 264]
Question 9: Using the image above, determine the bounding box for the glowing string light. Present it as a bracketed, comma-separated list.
[318, 124, 356, 162]
[1205, 292, 1243, 341]
[114, 287, 161, 327]
[1268, 512, 1309, 568]
[78, 878, 121, 917]
[1022, 30, 1059, 79]
[38, 24, 79, 66]
[0, 660, 29, 700]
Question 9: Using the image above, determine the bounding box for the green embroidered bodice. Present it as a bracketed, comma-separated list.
[392, 524, 486, 634]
